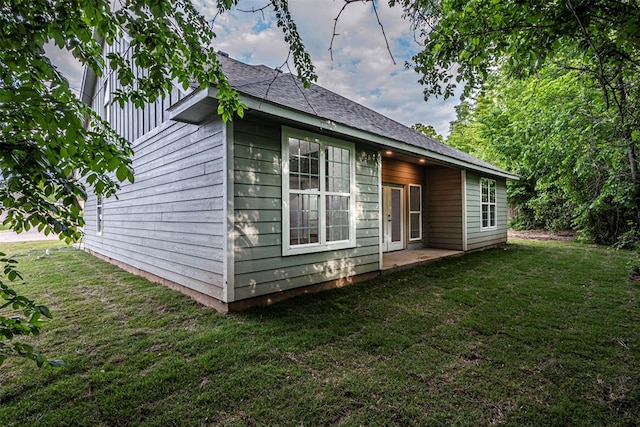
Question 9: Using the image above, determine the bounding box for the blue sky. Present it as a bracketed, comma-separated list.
[50, 0, 460, 136]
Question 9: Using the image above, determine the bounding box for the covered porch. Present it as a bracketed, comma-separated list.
[381, 152, 466, 256]
[382, 247, 463, 271]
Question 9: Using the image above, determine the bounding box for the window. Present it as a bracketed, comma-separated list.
[103, 78, 111, 122]
[283, 127, 356, 255]
[408, 184, 422, 241]
[96, 195, 104, 235]
[481, 178, 497, 229]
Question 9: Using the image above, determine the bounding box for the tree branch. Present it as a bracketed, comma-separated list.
[237, 2, 271, 20]
[330, 0, 395, 64]
[371, 0, 395, 65]
[565, 0, 609, 106]
[329, 0, 354, 61]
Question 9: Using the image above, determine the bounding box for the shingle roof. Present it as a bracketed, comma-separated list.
[217, 55, 511, 176]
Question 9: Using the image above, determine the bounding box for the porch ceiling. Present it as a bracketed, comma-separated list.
[381, 150, 451, 168]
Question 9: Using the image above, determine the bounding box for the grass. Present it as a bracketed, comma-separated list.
[0, 239, 638, 426]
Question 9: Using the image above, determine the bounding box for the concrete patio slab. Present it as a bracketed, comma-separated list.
[382, 248, 463, 271]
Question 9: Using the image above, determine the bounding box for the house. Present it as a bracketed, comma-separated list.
[80, 42, 517, 312]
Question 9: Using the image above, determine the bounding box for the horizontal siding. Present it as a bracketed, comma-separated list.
[234, 261, 379, 300]
[84, 118, 227, 300]
[465, 171, 508, 250]
[232, 118, 380, 301]
[382, 158, 424, 185]
[427, 166, 463, 250]
[382, 159, 427, 246]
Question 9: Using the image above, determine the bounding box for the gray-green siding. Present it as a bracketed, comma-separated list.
[465, 171, 508, 250]
[84, 119, 226, 300]
[83, 53, 227, 299]
[426, 166, 464, 250]
[232, 117, 381, 301]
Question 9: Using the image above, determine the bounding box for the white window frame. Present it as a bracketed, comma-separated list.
[408, 184, 422, 241]
[480, 178, 497, 230]
[96, 195, 104, 235]
[282, 127, 357, 256]
[103, 78, 111, 123]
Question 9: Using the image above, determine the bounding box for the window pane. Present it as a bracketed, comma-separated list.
[326, 195, 350, 242]
[482, 205, 489, 228]
[410, 212, 420, 239]
[482, 182, 488, 203]
[290, 194, 319, 245]
[96, 196, 103, 234]
[489, 181, 496, 203]
[409, 186, 421, 212]
[391, 189, 401, 242]
[325, 145, 350, 193]
[290, 138, 319, 191]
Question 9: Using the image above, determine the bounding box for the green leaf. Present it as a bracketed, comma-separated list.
[116, 164, 129, 182]
[47, 359, 66, 367]
[34, 354, 44, 368]
[37, 305, 52, 319]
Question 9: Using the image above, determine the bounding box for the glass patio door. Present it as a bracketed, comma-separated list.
[382, 186, 404, 252]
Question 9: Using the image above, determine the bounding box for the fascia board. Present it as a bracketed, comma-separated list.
[239, 94, 519, 181]
[79, 35, 105, 107]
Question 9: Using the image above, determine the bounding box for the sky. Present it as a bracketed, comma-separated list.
[49, 0, 460, 136]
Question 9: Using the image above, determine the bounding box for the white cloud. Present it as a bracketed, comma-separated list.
[47, 0, 459, 136]
[207, 0, 458, 135]
[45, 42, 84, 96]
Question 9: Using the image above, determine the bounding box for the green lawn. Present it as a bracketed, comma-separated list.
[0, 239, 638, 426]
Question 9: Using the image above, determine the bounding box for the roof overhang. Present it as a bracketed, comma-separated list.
[167, 86, 219, 124]
[167, 88, 518, 180]
[79, 35, 105, 109]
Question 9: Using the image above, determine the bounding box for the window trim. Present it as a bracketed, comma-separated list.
[408, 184, 422, 241]
[96, 195, 104, 235]
[282, 127, 357, 256]
[103, 78, 111, 123]
[480, 178, 497, 230]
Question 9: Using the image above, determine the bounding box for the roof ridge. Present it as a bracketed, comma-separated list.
[217, 54, 513, 177]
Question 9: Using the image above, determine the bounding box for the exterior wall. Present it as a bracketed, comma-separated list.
[84, 119, 227, 300]
[465, 171, 508, 250]
[94, 38, 185, 141]
[381, 158, 426, 249]
[426, 166, 464, 250]
[84, 41, 227, 301]
[381, 158, 424, 185]
[232, 116, 380, 301]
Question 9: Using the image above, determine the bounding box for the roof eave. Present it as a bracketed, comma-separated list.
[239, 94, 519, 180]
[167, 87, 217, 124]
[79, 35, 105, 108]
[164, 86, 518, 180]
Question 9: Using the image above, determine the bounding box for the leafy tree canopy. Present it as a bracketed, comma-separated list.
[0, 0, 314, 367]
[448, 66, 632, 243]
[1, 0, 315, 243]
[411, 123, 444, 141]
[394, 0, 640, 236]
[394, 0, 640, 103]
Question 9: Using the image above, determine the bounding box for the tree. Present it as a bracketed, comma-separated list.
[411, 123, 444, 141]
[393, 0, 640, 227]
[0, 0, 315, 367]
[453, 67, 632, 242]
[446, 99, 490, 160]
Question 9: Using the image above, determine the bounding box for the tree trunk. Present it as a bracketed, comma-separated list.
[627, 142, 640, 224]
[617, 75, 640, 227]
